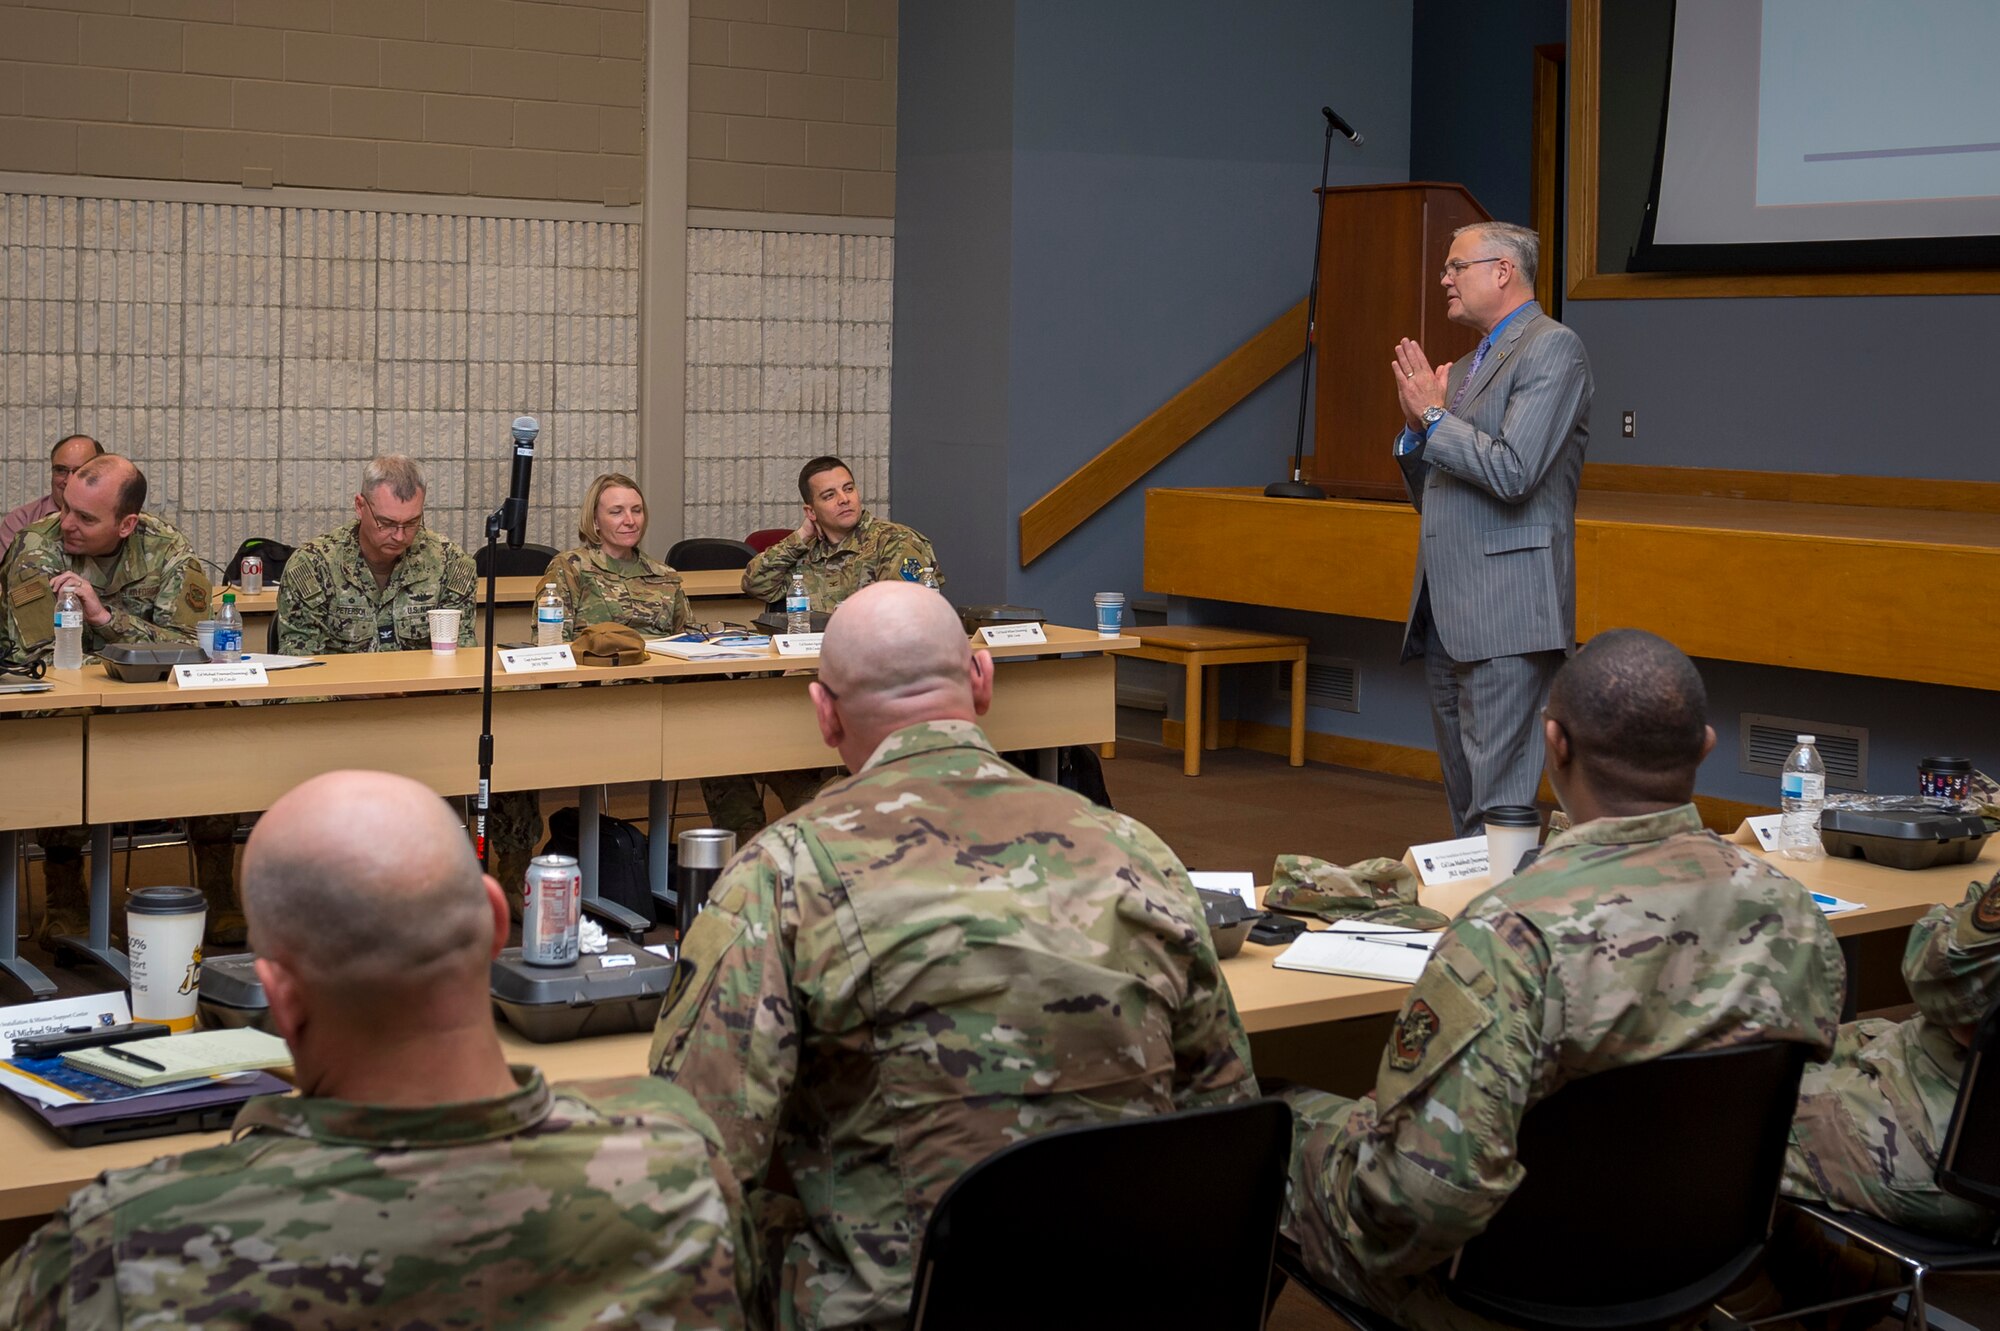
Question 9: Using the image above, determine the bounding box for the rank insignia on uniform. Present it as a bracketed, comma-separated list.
[898, 556, 921, 582]
[1388, 998, 1440, 1071]
[1972, 879, 2000, 934]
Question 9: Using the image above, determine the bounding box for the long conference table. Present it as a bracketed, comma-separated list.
[3, 624, 1994, 1220]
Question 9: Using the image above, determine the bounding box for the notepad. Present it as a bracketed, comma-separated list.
[645, 637, 770, 661]
[1272, 922, 1442, 984]
[61, 1027, 291, 1089]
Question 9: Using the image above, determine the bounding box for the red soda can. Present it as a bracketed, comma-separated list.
[240, 554, 263, 596]
[522, 854, 582, 966]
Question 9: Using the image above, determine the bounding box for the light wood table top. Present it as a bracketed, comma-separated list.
[216, 570, 753, 617]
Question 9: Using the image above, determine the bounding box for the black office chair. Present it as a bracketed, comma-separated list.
[473, 542, 559, 577]
[1757, 1002, 2000, 1331]
[665, 537, 756, 571]
[223, 537, 294, 585]
[909, 1098, 1292, 1331]
[1279, 1040, 1814, 1331]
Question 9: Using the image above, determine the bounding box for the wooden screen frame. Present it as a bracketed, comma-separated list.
[1565, 0, 2000, 300]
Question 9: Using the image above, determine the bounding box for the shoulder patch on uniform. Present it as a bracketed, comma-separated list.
[1387, 998, 1441, 1072]
[1972, 879, 2000, 933]
[10, 577, 47, 607]
[184, 579, 208, 614]
[898, 555, 921, 582]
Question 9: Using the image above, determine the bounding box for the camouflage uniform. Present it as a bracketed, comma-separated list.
[651, 719, 1257, 1330]
[1784, 872, 2000, 1239]
[0, 514, 235, 942]
[0, 1068, 757, 1329]
[740, 509, 943, 610]
[543, 544, 688, 639]
[1283, 804, 1845, 1327]
[709, 514, 940, 840]
[276, 521, 540, 881]
[0, 512, 208, 659]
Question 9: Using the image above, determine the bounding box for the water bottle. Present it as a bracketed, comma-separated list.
[213, 591, 244, 660]
[536, 582, 564, 646]
[53, 585, 84, 670]
[785, 571, 811, 636]
[1778, 734, 1826, 861]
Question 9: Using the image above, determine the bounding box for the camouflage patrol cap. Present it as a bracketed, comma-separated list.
[573, 622, 647, 666]
[1265, 854, 1449, 931]
[1910, 871, 2000, 1027]
[1971, 769, 1998, 824]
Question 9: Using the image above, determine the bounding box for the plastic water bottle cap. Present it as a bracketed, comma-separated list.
[1796, 734, 1815, 744]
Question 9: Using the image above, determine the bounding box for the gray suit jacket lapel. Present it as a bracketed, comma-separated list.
[1456, 306, 1540, 415]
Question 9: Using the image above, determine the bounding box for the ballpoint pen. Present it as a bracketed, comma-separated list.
[104, 1046, 167, 1072]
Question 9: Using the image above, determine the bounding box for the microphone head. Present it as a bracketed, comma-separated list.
[512, 415, 540, 445]
[1322, 106, 1335, 122]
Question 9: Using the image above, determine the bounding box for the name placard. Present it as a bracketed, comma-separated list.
[979, 622, 1048, 646]
[774, 633, 824, 657]
[173, 662, 270, 689]
[1743, 813, 1784, 852]
[1407, 834, 1489, 886]
[498, 644, 577, 674]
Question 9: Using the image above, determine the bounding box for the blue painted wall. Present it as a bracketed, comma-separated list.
[895, 0, 1415, 612]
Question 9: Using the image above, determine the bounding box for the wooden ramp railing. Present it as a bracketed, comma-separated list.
[1017, 298, 1308, 567]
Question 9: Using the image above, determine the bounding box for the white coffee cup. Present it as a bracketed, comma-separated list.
[128, 885, 207, 1031]
[428, 607, 461, 654]
[1484, 805, 1543, 883]
[1093, 591, 1126, 636]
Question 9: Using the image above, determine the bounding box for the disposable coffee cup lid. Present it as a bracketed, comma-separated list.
[1483, 805, 1541, 828]
[1922, 756, 1973, 772]
[678, 827, 739, 869]
[128, 884, 207, 915]
[1093, 591, 1125, 602]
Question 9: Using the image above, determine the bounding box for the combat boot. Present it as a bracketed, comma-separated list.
[36, 850, 87, 951]
[192, 829, 247, 947]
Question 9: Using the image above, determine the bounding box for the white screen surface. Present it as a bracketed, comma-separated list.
[1652, 0, 2000, 246]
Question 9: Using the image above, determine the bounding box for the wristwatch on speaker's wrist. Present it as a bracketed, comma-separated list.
[1421, 405, 1447, 431]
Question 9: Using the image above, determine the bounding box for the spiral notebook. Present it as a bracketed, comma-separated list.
[1272, 922, 1442, 984]
[61, 1028, 291, 1089]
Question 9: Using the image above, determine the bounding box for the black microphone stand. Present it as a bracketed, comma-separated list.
[1266, 113, 1342, 500]
[473, 497, 515, 871]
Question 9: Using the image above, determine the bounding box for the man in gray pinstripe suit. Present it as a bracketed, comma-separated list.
[1391, 221, 1593, 836]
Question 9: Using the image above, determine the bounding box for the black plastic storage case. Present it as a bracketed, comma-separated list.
[489, 939, 677, 1042]
[1820, 807, 1989, 871]
[197, 951, 274, 1030]
[98, 643, 210, 682]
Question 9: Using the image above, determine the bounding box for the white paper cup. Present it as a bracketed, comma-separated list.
[1093, 591, 1126, 636]
[196, 620, 218, 658]
[1484, 806, 1542, 883]
[128, 885, 207, 1031]
[428, 607, 461, 654]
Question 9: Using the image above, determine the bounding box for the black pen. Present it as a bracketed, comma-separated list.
[104, 1045, 167, 1072]
[1351, 935, 1433, 952]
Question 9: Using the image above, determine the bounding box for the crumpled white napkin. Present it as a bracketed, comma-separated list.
[578, 917, 610, 954]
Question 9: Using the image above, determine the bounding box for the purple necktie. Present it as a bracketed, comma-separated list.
[1448, 337, 1491, 412]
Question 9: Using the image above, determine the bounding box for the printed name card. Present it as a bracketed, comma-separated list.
[498, 645, 577, 674]
[597, 953, 636, 969]
[979, 622, 1048, 646]
[173, 662, 269, 689]
[1743, 814, 1784, 852]
[774, 633, 824, 657]
[1407, 834, 1489, 887]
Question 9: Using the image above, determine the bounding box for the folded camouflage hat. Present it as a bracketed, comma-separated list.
[572, 622, 648, 666]
[1265, 854, 1449, 931]
[1972, 770, 1998, 825]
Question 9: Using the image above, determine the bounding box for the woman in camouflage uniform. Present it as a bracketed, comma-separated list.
[542, 473, 688, 639]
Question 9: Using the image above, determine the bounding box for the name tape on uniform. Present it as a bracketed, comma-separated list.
[979, 622, 1048, 646]
[1407, 834, 1489, 886]
[173, 662, 270, 689]
[498, 644, 577, 674]
[774, 633, 824, 657]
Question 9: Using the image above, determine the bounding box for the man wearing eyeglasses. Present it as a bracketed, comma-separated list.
[0, 433, 103, 560]
[1389, 221, 1593, 838]
[277, 458, 540, 890]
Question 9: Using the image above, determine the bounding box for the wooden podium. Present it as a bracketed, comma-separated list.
[1310, 183, 1489, 499]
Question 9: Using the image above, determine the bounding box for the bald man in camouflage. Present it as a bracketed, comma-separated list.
[0, 769, 755, 1328]
[1282, 630, 1846, 1327]
[1784, 872, 2000, 1239]
[651, 581, 1256, 1330]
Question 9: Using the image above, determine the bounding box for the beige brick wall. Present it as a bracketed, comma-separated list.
[0, 1, 645, 205]
[688, 0, 894, 217]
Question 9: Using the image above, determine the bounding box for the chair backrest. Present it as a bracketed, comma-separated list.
[910, 1098, 1292, 1331]
[665, 537, 756, 571]
[473, 542, 559, 577]
[1936, 999, 2000, 1211]
[224, 537, 295, 584]
[1446, 1040, 1812, 1328]
[745, 527, 792, 553]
